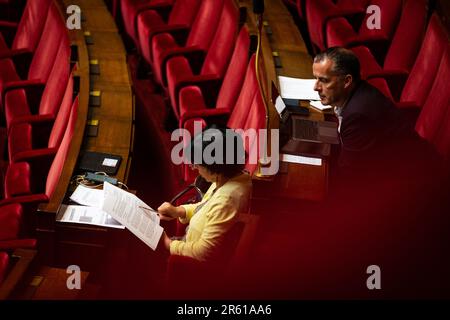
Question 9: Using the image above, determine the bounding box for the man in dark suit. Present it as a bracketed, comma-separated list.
[312, 47, 405, 170]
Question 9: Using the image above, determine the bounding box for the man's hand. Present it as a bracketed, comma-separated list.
[157, 202, 186, 221]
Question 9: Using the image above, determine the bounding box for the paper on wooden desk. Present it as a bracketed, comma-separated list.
[278, 76, 320, 100]
[102, 182, 163, 250]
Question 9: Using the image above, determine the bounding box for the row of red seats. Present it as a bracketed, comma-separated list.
[285, 0, 450, 162]
[120, 0, 267, 183]
[0, 0, 79, 290]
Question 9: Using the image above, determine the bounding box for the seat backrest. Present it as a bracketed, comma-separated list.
[38, 35, 70, 116]
[382, 0, 427, 72]
[45, 95, 78, 198]
[401, 14, 448, 106]
[27, 2, 65, 82]
[415, 45, 450, 146]
[47, 73, 74, 148]
[11, 0, 51, 52]
[200, 0, 239, 77]
[168, 0, 202, 25]
[227, 55, 258, 130]
[185, 0, 224, 50]
[227, 55, 266, 175]
[357, 0, 402, 40]
[216, 26, 250, 110]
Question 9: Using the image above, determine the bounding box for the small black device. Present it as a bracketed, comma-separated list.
[78, 151, 122, 175]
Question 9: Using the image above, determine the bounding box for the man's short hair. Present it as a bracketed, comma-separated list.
[314, 47, 361, 82]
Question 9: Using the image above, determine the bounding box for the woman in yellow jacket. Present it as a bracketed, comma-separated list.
[157, 127, 252, 263]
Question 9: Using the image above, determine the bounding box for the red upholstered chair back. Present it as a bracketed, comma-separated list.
[168, 0, 201, 25]
[357, 0, 402, 42]
[185, 0, 224, 50]
[45, 95, 78, 198]
[415, 45, 450, 157]
[401, 14, 448, 106]
[382, 0, 427, 72]
[227, 55, 266, 175]
[11, 0, 51, 52]
[200, 0, 239, 77]
[27, 2, 65, 82]
[48, 74, 74, 149]
[227, 55, 258, 130]
[216, 27, 250, 111]
[38, 35, 70, 117]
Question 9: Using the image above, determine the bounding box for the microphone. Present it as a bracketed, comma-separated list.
[253, 0, 264, 14]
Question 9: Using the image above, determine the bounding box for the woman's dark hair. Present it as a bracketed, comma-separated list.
[185, 125, 246, 178]
[314, 47, 361, 82]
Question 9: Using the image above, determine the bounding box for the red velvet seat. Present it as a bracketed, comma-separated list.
[150, 0, 224, 86]
[415, 45, 450, 156]
[4, 34, 70, 131]
[305, 0, 369, 52]
[121, 0, 174, 48]
[136, 0, 201, 66]
[0, 2, 65, 109]
[326, 0, 402, 55]
[369, 14, 448, 107]
[8, 73, 73, 163]
[182, 54, 266, 181]
[0, 95, 78, 208]
[165, 0, 239, 115]
[178, 26, 251, 128]
[0, 0, 51, 58]
[347, 0, 427, 92]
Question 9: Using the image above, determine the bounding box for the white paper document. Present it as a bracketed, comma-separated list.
[310, 100, 332, 111]
[57, 205, 125, 229]
[70, 185, 104, 208]
[278, 76, 320, 100]
[102, 182, 163, 251]
[275, 96, 286, 115]
[281, 153, 322, 166]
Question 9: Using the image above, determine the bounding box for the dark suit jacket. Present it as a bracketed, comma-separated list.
[338, 81, 406, 169]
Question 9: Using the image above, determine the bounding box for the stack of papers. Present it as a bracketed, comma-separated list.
[278, 76, 320, 100]
[57, 183, 163, 250]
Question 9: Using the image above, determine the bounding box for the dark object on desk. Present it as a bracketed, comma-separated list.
[78, 151, 122, 175]
[280, 115, 339, 158]
[86, 124, 98, 137]
[280, 100, 310, 123]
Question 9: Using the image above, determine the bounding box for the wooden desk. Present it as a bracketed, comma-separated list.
[81, 8, 118, 32]
[243, 0, 330, 201]
[36, 1, 134, 267]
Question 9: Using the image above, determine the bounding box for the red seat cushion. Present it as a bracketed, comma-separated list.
[8, 122, 32, 162]
[151, 32, 179, 85]
[0, 203, 22, 240]
[4, 162, 32, 198]
[178, 85, 207, 118]
[166, 56, 194, 115]
[4, 88, 30, 127]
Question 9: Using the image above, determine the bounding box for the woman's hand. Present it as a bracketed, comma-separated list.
[157, 202, 186, 221]
[161, 231, 171, 250]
